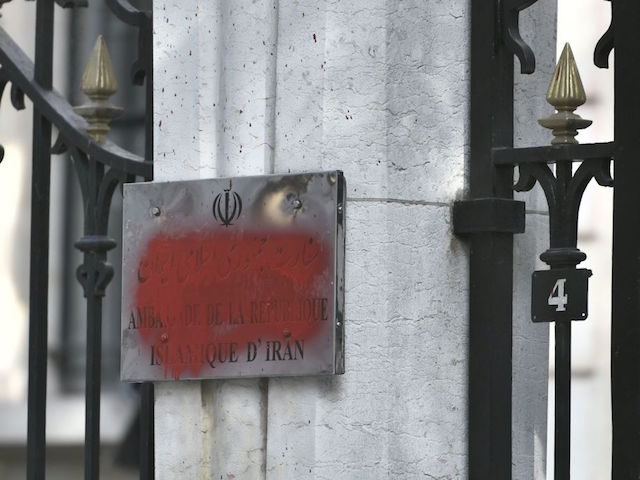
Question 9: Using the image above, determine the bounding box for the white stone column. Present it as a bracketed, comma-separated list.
[153, 1, 556, 478]
[154, 2, 277, 478]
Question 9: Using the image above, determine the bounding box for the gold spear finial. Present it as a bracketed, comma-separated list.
[538, 43, 592, 145]
[74, 36, 122, 142]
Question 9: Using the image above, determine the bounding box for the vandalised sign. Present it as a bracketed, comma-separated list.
[121, 171, 346, 381]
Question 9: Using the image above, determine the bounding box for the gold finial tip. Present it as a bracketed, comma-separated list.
[539, 42, 591, 145]
[546, 42, 586, 110]
[81, 35, 118, 99]
[75, 35, 121, 142]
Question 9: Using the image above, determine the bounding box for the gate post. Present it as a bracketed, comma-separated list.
[152, 2, 273, 478]
[610, 1, 640, 477]
[151, 2, 553, 478]
[455, 2, 555, 478]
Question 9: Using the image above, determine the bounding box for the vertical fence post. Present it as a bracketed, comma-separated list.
[467, 2, 517, 478]
[139, 383, 154, 480]
[611, 0, 640, 477]
[140, 12, 154, 477]
[72, 36, 124, 480]
[26, 1, 54, 479]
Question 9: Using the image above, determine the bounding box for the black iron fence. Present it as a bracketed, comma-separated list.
[0, 0, 153, 479]
[454, 1, 640, 479]
[2, 0, 640, 479]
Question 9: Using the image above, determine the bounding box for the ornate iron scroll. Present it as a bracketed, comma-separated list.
[501, 0, 540, 74]
[594, 0, 614, 68]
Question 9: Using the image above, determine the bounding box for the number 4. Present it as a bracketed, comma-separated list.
[548, 278, 568, 312]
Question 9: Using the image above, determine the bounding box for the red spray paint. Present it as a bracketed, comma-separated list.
[131, 229, 331, 379]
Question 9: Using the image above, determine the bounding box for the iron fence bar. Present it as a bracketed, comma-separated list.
[512, 155, 613, 478]
[78, 159, 109, 480]
[551, 160, 574, 480]
[103, 3, 156, 475]
[492, 28, 616, 478]
[139, 383, 154, 480]
[71, 151, 120, 480]
[610, 0, 640, 477]
[493, 141, 615, 165]
[103, 4, 156, 475]
[555, 320, 571, 478]
[26, 1, 54, 479]
[140, 10, 154, 478]
[83, 244, 104, 480]
[466, 2, 518, 478]
[464, 4, 618, 477]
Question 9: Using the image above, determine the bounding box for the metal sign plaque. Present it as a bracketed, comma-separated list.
[121, 171, 345, 381]
[531, 268, 591, 323]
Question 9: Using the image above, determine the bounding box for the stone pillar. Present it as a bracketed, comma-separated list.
[153, 2, 274, 477]
[153, 1, 556, 478]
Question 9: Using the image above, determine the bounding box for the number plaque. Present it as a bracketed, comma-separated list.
[531, 268, 591, 323]
[120, 171, 346, 381]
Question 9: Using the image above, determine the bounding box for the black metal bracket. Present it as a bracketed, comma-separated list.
[453, 198, 525, 234]
[493, 141, 615, 166]
[514, 157, 613, 249]
[500, 0, 540, 74]
[594, 0, 614, 68]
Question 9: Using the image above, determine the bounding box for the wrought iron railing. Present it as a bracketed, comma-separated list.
[0, 0, 153, 479]
[454, 1, 640, 479]
[3, 1, 640, 479]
